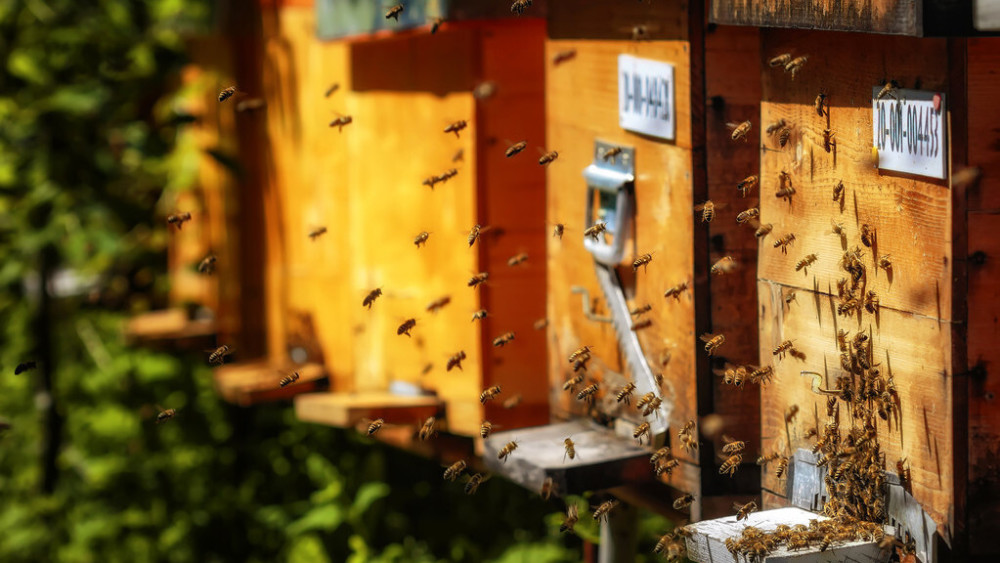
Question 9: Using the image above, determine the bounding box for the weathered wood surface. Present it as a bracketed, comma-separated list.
[710, 0, 921, 36]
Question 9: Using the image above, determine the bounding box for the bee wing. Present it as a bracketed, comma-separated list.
[698, 333, 715, 342]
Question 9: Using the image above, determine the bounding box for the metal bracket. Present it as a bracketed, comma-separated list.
[570, 286, 613, 324]
[582, 140, 635, 266]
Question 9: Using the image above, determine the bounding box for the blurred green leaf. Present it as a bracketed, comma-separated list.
[286, 504, 345, 537]
[350, 482, 389, 519]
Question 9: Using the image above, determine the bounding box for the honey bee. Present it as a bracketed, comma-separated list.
[772, 340, 795, 358]
[446, 351, 466, 371]
[592, 500, 619, 522]
[480, 385, 502, 404]
[768, 53, 791, 67]
[392, 318, 415, 338]
[656, 459, 680, 477]
[385, 4, 403, 20]
[278, 371, 300, 388]
[502, 394, 522, 410]
[728, 120, 752, 142]
[784, 290, 797, 305]
[507, 252, 528, 267]
[650, 447, 670, 465]
[784, 55, 808, 78]
[695, 200, 716, 222]
[737, 175, 758, 197]
[419, 417, 436, 441]
[630, 24, 649, 41]
[678, 420, 698, 453]
[480, 421, 494, 439]
[577, 383, 598, 404]
[775, 185, 796, 199]
[616, 382, 637, 405]
[167, 212, 192, 230]
[552, 223, 565, 239]
[878, 254, 892, 271]
[864, 290, 879, 313]
[430, 17, 444, 34]
[875, 81, 897, 101]
[156, 407, 177, 424]
[235, 97, 265, 112]
[563, 374, 584, 391]
[444, 120, 467, 138]
[324, 83, 340, 97]
[756, 451, 780, 466]
[304, 226, 327, 240]
[722, 436, 746, 455]
[736, 501, 757, 521]
[654, 534, 672, 555]
[562, 437, 577, 461]
[673, 494, 695, 510]
[748, 365, 774, 385]
[493, 332, 515, 347]
[602, 146, 623, 162]
[367, 418, 384, 436]
[568, 346, 592, 363]
[634, 422, 651, 445]
[198, 254, 217, 274]
[773, 233, 796, 253]
[425, 297, 450, 313]
[468, 272, 489, 288]
[711, 256, 737, 275]
[208, 344, 232, 365]
[218, 86, 237, 102]
[329, 115, 353, 131]
[700, 333, 726, 356]
[560, 505, 579, 532]
[720, 454, 742, 477]
[736, 207, 759, 224]
[778, 127, 791, 147]
[510, 0, 531, 15]
[765, 119, 786, 136]
[538, 150, 559, 165]
[953, 166, 983, 188]
[815, 93, 827, 116]
[755, 223, 774, 239]
[467, 224, 481, 246]
[552, 49, 577, 65]
[583, 222, 607, 240]
[444, 460, 466, 481]
[464, 473, 485, 495]
[498, 440, 519, 462]
[540, 477, 555, 500]
[642, 396, 662, 418]
[775, 457, 788, 478]
[473, 80, 497, 100]
[505, 141, 527, 158]
[632, 252, 654, 272]
[630, 304, 652, 317]
[631, 318, 653, 331]
[422, 175, 441, 189]
[796, 254, 818, 271]
[860, 224, 875, 247]
[896, 458, 911, 487]
[663, 281, 689, 300]
[471, 309, 488, 322]
[362, 288, 382, 310]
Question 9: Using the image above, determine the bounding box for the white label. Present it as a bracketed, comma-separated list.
[618, 55, 675, 141]
[872, 88, 947, 179]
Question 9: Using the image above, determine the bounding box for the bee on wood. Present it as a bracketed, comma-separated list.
[568, 346, 592, 363]
[630, 24, 649, 41]
[563, 437, 577, 461]
[632, 252, 653, 272]
[663, 281, 689, 300]
[630, 304, 652, 317]
[831, 181, 846, 204]
[876, 81, 897, 101]
[492, 332, 515, 347]
[430, 17, 444, 34]
[778, 127, 792, 147]
[678, 420, 698, 453]
[736, 501, 757, 521]
[480, 385, 502, 404]
[480, 421, 494, 439]
[198, 254, 217, 274]
[367, 418, 384, 436]
[156, 407, 177, 424]
[505, 141, 528, 158]
[602, 146, 623, 162]
[775, 457, 788, 478]
[796, 254, 818, 271]
[465, 473, 485, 495]
[218, 86, 237, 102]
[422, 175, 440, 189]
[560, 505, 579, 532]
[419, 417, 436, 441]
[552, 223, 565, 239]
[616, 382, 637, 405]
[673, 494, 695, 510]
[631, 318, 653, 331]
[711, 256, 737, 275]
[656, 458, 680, 477]
[305, 226, 328, 241]
[538, 150, 559, 165]
[748, 365, 774, 385]
[728, 120, 752, 142]
[775, 185, 796, 200]
[784, 56, 808, 78]
[329, 115, 353, 131]
[540, 477, 555, 500]
[814, 93, 828, 117]
[533, 318, 548, 330]
[878, 254, 892, 271]
[766, 119, 786, 136]
[784, 290, 797, 306]
[860, 224, 875, 247]
[700, 333, 726, 356]
[278, 371, 300, 388]
[552, 49, 577, 65]
[396, 318, 417, 337]
[413, 231, 430, 248]
[14, 361, 37, 375]
[385, 4, 403, 20]
[563, 374, 584, 392]
[864, 290, 879, 314]
[737, 175, 758, 197]
[593, 500, 620, 522]
[650, 447, 670, 465]
[773, 233, 795, 253]
[468, 272, 489, 289]
[769, 53, 791, 67]
[467, 224, 481, 247]
[736, 207, 759, 224]
[772, 340, 795, 359]
[634, 422, 651, 445]
[471, 309, 488, 323]
[722, 436, 745, 455]
[755, 223, 774, 239]
[583, 221, 607, 240]
[362, 288, 382, 310]
[444, 460, 466, 481]
[577, 383, 598, 405]
[510, 0, 531, 15]
[444, 120, 467, 138]
[719, 454, 742, 477]
[507, 253, 528, 267]
[208, 345, 232, 365]
[446, 351, 466, 371]
[167, 212, 192, 230]
[498, 440, 519, 462]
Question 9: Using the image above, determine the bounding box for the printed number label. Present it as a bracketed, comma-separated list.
[872, 88, 947, 179]
[618, 55, 675, 141]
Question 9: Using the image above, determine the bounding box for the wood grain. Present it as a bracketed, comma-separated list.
[214, 361, 328, 405]
[966, 38, 1000, 211]
[710, 0, 920, 36]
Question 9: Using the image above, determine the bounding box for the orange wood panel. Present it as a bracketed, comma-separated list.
[967, 38, 1000, 211]
[710, 0, 921, 35]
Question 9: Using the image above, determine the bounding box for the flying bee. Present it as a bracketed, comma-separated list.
[552, 223, 565, 239]
[737, 175, 759, 196]
[773, 233, 796, 253]
[656, 458, 680, 477]
[156, 407, 177, 424]
[367, 418, 384, 436]
[492, 332, 515, 347]
[736, 207, 759, 224]
[896, 458, 911, 487]
[650, 447, 670, 465]
[736, 501, 757, 521]
[757, 451, 781, 466]
[507, 253, 528, 267]
[14, 361, 36, 375]
[471, 309, 488, 322]
[198, 254, 217, 274]
[642, 396, 663, 417]
[616, 382, 637, 405]
[468, 272, 489, 288]
[278, 371, 300, 388]
[505, 140, 528, 158]
[784, 404, 800, 424]
[875, 80, 898, 101]
[480, 385, 502, 404]
[769, 53, 791, 67]
[711, 256, 737, 275]
[563, 437, 577, 461]
[695, 200, 717, 222]
[663, 281, 689, 300]
[497, 440, 519, 462]
[464, 473, 485, 495]
[864, 290, 879, 314]
[510, 0, 531, 15]
[592, 500, 619, 522]
[430, 17, 444, 33]
[362, 288, 382, 309]
[755, 223, 774, 239]
[208, 344, 232, 365]
[632, 252, 654, 272]
[413, 231, 430, 248]
[329, 115, 353, 131]
[672, 494, 695, 511]
[775, 457, 788, 478]
[784, 290, 797, 306]
[700, 333, 726, 356]
[766, 119, 786, 136]
[678, 420, 698, 452]
[468, 224, 481, 247]
[722, 436, 745, 455]
[538, 150, 559, 165]
[563, 374, 584, 391]
[577, 383, 598, 404]
[583, 222, 607, 240]
[719, 454, 742, 477]
[568, 346, 592, 363]
[444, 120, 467, 138]
[306, 226, 328, 240]
[878, 254, 892, 271]
[636, 392, 656, 410]
[540, 477, 555, 500]
[218, 86, 237, 102]
[631, 318, 652, 331]
[397, 318, 417, 337]
[772, 340, 795, 358]
[860, 224, 875, 247]
[784, 55, 808, 78]
[560, 505, 579, 532]
[552, 49, 577, 65]
[473, 80, 497, 100]
[633, 422, 651, 445]
[167, 212, 192, 230]
[446, 351, 466, 371]
[748, 364, 774, 385]
[602, 146, 623, 162]
[728, 120, 752, 142]
[419, 417, 436, 441]
[630, 24, 649, 41]
[385, 4, 403, 20]
[630, 304, 652, 317]
[480, 421, 494, 439]
[796, 254, 818, 271]
[443, 460, 466, 481]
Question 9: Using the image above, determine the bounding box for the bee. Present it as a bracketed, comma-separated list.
[633, 422, 651, 445]
[673, 494, 695, 510]
[480, 385, 502, 404]
[422, 175, 440, 189]
[397, 318, 417, 337]
[728, 120, 752, 142]
[492, 332, 515, 347]
[14, 361, 37, 375]
[470, 309, 488, 323]
[560, 505, 579, 532]
[663, 281, 689, 300]
[736, 501, 758, 521]
[583, 221, 607, 240]
[412, 231, 430, 248]
[864, 290, 879, 313]
[362, 288, 382, 310]
[540, 477, 555, 500]
[437, 168, 458, 183]
[443, 460, 466, 481]
[775, 185, 796, 199]
[510, 0, 531, 15]
[630, 304, 652, 317]
[784, 55, 808, 78]
[156, 407, 177, 424]
[552, 223, 565, 239]
[563, 374, 584, 391]
[602, 146, 623, 162]
[860, 224, 875, 247]
[385, 4, 403, 20]
[772, 340, 795, 358]
[430, 17, 444, 34]
[831, 181, 846, 204]
[468, 224, 481, 247]
[766, 119, 787, 136]
[719, 454, 742, 477]
[468, 272, 489, 288]
[784, 290, 797, 305]
[592, 500, 619, 522]
[642, 396, 663, 417]
[630, 24, 649, 41]
[757, 451, 780, 466]
[507, 252, 528, 267]
[755, 223, 774, 239]
[778, 127, 791, 147]
[577, 383, 598, 404]
[324, 83, 340, 97]
[775, 456, 788, 478]
[167, 212, 192, 230]
[367, 418, 384, 436]
[711, 256, 737, 275]
[563, 437, 576, 461]
[695, 200, 716, 222]
[654, 534, 673, 555]
[329, 115, 353, 131]
[631, 318, 653, 331]
[419, 417, 436, 441]
[736, 207, 759, 224]
[722, 436, 746, 455]
[656, 459, 680, 476]
[650, 447, 671, 465]
[444, 120, 467, 138]
[304, 226, 328, 241]
[748, 364, 774, 385]
[198, 254, 217, 274]
[208, 345, 232, 365]
[678, 420, 698, 453]
[538, 150, 559, 165]
[768, 53, 791, 67]
[773, 233, 796, 253]
[568, 346, 592, 363]
[875, 81, 897, 101]
[815, 93, 827, 116]
[503, 394, 521, 409]
[278, 371, 300, 388]
[897, 458, 911, 487]
[737, 175, 758, 196]
[505, 141, 528, 158]
[878, 254, 892, 271]
[498, 440, 519, 462]
[616, 382, 637, 405]
[796, 254, 818, 271]
[700, 333, 725, 356]
[478, 421, 497, 440]
[446, 351, 466, 371]
[235, 97, 265, 112]
[218, 86, 237, 102]
[632, 252, 654, 272]
[552, 49, 577, 65]
[465, 473, 485, 495]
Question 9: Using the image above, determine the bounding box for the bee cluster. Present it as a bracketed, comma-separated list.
[725, 518, 885, 562]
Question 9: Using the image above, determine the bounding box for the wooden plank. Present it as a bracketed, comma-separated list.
[214, 361, 328, 405]
[710, 0, 921, 36]
[125, 308, 216, 349]
[758, 30, 952, 321]
[547, 0, 688, 41]
[966, 38, 1000, 211]
[294, 392, 443, 428]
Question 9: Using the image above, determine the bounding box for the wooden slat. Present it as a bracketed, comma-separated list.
[966, 38, 1000, 211]
[125, 309, 216, 349]
[710, 0, 921, 36]
[294, 392, 443, 428]
[547, 0, 688, 41]
[214, 361, 328, 405]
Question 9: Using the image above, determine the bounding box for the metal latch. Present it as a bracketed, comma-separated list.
[583, 140, 635, 266]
